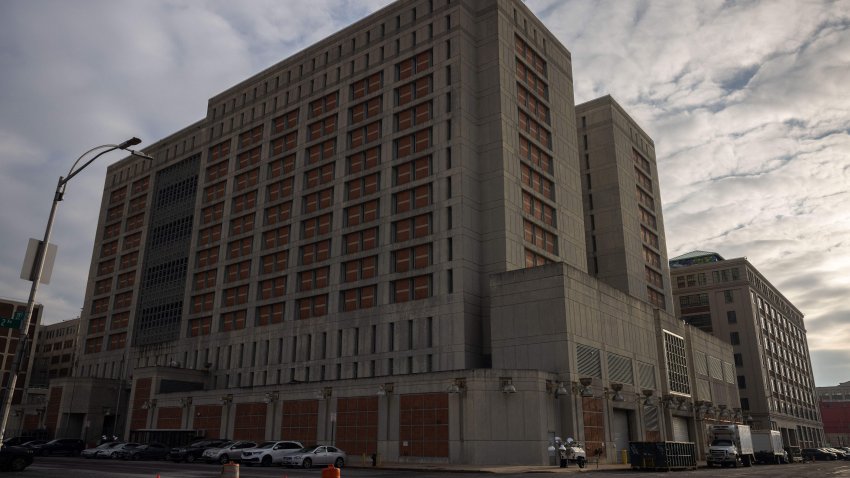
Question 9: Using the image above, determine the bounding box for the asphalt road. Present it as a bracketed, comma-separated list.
[9, 457, 850, 477]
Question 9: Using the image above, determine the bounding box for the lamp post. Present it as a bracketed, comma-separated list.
[0, 138, 152, 448]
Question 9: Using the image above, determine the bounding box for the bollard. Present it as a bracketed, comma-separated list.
[321, 464, 340, 478]
[221, 461, 240, 478]
[621, 449, 628, 464]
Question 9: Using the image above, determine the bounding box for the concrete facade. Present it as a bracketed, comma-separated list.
[29, 318, 79, 388]
[670, 251, 824, 447]
[576, 97, 673, 312]
[56, 0, 743, 464]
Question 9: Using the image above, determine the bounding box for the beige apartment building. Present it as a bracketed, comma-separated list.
[52, 0, 743, 464]
[670, 251, 824, 447]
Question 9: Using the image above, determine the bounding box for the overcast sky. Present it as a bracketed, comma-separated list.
[0, 0, 847, 386]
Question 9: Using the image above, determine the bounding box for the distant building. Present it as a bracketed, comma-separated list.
[0, 297, 44, 437]
[29, 318, 79, 388]
[817, 381, 850, 446]
[55, 0, 740, 462]
[670, 251, 824, 447]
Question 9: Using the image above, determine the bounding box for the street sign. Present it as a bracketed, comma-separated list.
[0, 311, 23, 329]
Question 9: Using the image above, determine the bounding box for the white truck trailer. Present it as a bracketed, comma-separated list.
[706, 424, 755, 467]
[752, 429, 787, 464]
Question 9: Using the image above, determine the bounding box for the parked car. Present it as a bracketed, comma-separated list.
[31, 438, 85, 456]
[81, 441, 124, 459]
[241, 440, 303, 466]
[825, 447, 850, 459]
[281, 445, 346, 469]
[802, 448, 837, 461]
[167, 439, 230, 463]
[201, 440, 256, 464]
[0, 445, 34, 471]
[121, 442, 170, 461]
[97, 442, 140, 459]
[19, 440, 48, 450]
[2, 436, 39, 448]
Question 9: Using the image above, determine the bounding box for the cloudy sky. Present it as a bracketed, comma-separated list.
[0, 0, 847, 385]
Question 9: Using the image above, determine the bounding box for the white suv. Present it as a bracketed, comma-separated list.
[201, 440, 256, 464]
[241, 440, 303, 466]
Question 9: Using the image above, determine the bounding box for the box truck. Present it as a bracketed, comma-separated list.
[752, 429, 787, 464]
[706, 424, 755, 467]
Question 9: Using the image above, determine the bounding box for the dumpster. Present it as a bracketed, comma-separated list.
[629, 441, 697, 471]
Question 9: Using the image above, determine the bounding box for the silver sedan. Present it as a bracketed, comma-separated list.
[281, 445, 346, 469]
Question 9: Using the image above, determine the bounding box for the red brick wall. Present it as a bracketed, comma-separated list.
[399, 393, 448, 457]
[337, 396, 378, 455]
[156, 406, 182, 429]
[821, 401, 850, 433]
[193, 404, 223, 439]
[130, 377, 152, 430]
[281, 399, 318, 445]
[45, 386, 62, 434]
[233, 402, 266, 442]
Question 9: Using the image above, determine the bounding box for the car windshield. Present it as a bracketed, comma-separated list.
[256, 442, 277, 449]
[296, 446, 318, 453]
[216, 441, 233, 448]
[711, 439, 734, 446]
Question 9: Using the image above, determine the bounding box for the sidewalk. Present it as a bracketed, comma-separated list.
[351, 462, 637, 473]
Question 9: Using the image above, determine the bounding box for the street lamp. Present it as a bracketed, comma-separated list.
[0, 138, 152, 448]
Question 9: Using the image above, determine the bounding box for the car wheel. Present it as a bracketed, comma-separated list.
[334, 457, 344, 468]
[10, 457, 28, 472]
[262, 456, 273, 467]
[41, 449, 51, 457]
[302, 458, 312, 469]
[577, 457, 586, 468]
[186, 454, 196, 463]
[219, 454, 230, 465]
[130, 454, 139, 460]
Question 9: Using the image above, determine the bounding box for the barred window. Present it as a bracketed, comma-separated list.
[663, 330, 690, 396]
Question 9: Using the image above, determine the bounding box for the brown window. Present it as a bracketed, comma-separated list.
[349, 120, 381, 149]
[119, 252, 138, 270]
[221, 309, 247, 332]
[522, 219, 557, 254]
[114, 291, 133, 309]
[261, 250, 288, 274]
[94, 278, 112, 295]
[394, 128, 431, 159]
[518, 137, 553, 174]
[298, 294, 328, 319]
[189, 317, 212, 337]
[117, 271, 135, 289]
[128, 195, 147, 212]
[342, 255, 378, 282]
[264, 202, 292, 225]
[392, 213, 431, 243]
[110, 312, 129, 329]
[109, 186, 127, 205]
[88, 317, 106, 334]
[256, 302, 284, 326]
[309, 91, 339, 117]
[394, 156, 431, 186]
[196, 247, 220, 268]
[516, 83, 549, 124]
[302, 188, 333, 214]
[101, 240, 118, 257]
[520, 163, 554, 200]
[106, 205, 123, 222]
[349, 97, 382, 124]
[301, 239, 331, 266]
[304, 163, 335, 189]
[203, 181, 227, 203]
[395, 102, 431, 131]
[522, 191, 556, 227]
[302, 213, 332, 240]
[230, 213, 256, 235]
[268, 154, 296, 178]
[393, 274, 431, 302]
[238, 125, 263, 149]
[396, 49, 432, 80]
[262, 226, 290, 250]
[351, 72, 382, 100]
[132, 176, 150, 194]
[273, 108, 299, 134]
[345, 199, 379, 227]
[308, 115, 338, 141]
[103, 223, 121, 240]
[347, 146, 380, 174]
[206, 160, 229, 182]
[192, 292, 215, 313]
[84, 337, 103, 354]
[232, 190, 257, 214]
[125, 213, 145, 232]
[198, 225, 222, 246]
[107, 332, 127, 351]
[194, 270, 217, 290]
[516, 61, 547, 100]
[267, 178, 294, 202]
[341, 285, 377, 311]
[258, 277, 287, 300]
[299, 266, 330, 292]
[236, 147, 261, 171]
[201, 202, 224, 225]
[271, 131, 298, 156]
[97, 259, 115, 276]
[344, 227, 378, 254]
[223, 285, 249, 306]
[394, 184, 430, 213]
[346, 172, 379, 200]
[209, 139, 231, 162]
[122, 232, 141, 251]
[307, 139, 335, 165]
[395, 76, 432, 106]
[234, 168, 259, 192]
[393, 244, 431, 272]
[225, 260, 251, 283]
[518, 110, 551, 149]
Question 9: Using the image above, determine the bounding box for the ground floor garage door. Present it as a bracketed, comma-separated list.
[612, 409, 630, 455]
[672, 416, 690, 442]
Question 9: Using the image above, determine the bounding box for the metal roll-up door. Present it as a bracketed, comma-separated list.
[672, 416, 690, 442]
[612, 409, 630, 452]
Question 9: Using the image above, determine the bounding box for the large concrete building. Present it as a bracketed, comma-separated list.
[29, 318, 79, 388]
[817, 381, 850, 446]
[55, 0, 742, 464]
[670, 251, 824, 448]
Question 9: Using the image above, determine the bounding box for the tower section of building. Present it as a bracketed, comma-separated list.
[670, 251, 824, 447]
[576, 96, 672, 311]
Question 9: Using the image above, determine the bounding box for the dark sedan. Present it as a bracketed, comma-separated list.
[0, 445, 34, 471]
[802, 448, 837, 461]
[167, 439, 230, 463]
[31, 438, 85, 457]
[121, 442, 170, 461]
